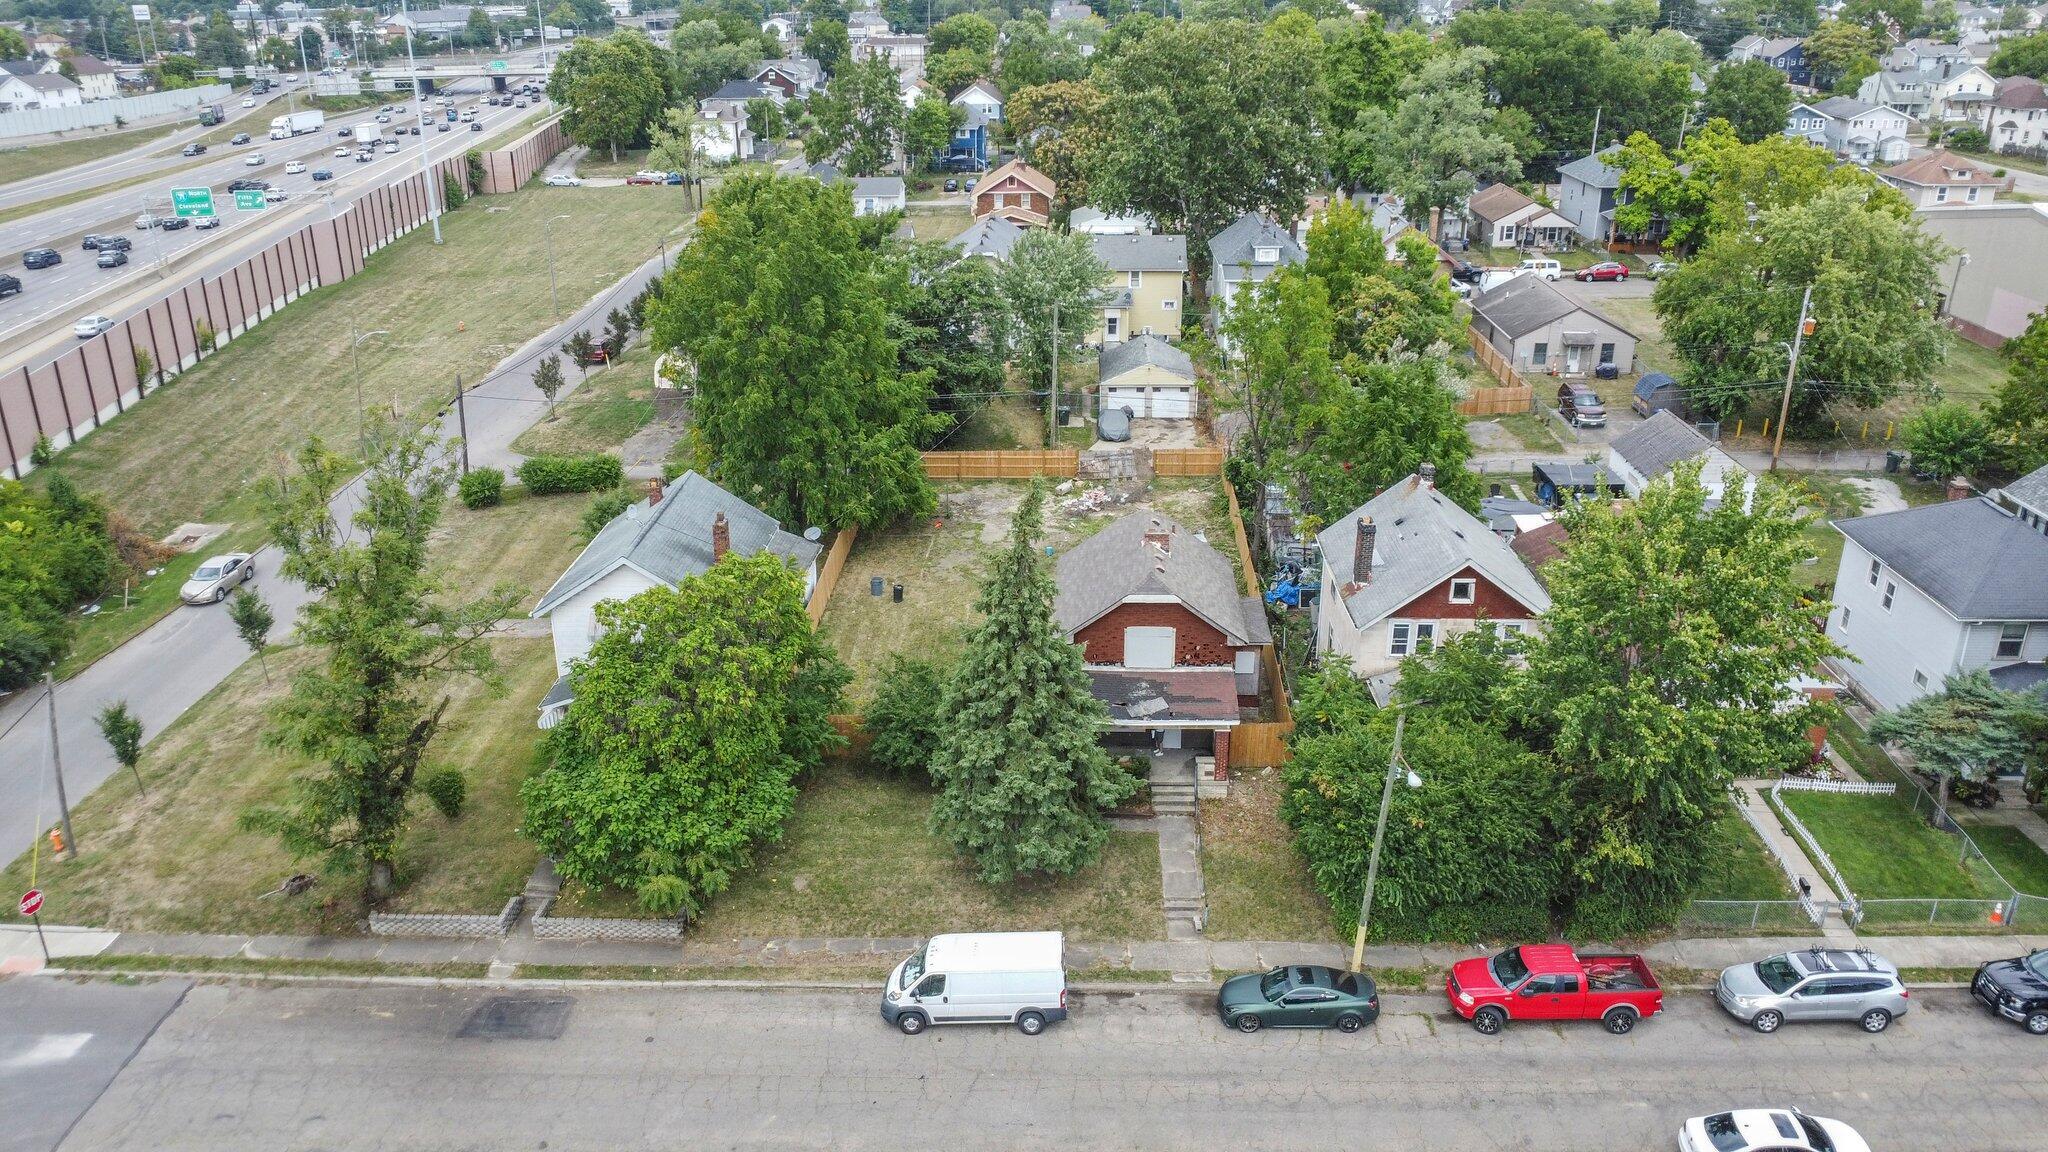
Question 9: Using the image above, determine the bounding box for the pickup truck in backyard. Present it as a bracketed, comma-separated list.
[1446, 944, 1664, 1035]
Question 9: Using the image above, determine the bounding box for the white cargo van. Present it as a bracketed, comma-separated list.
[882, 931, 1068, 1036]
[1519, 257, 1562, 281]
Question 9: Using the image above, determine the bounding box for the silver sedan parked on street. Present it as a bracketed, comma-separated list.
[1715, 947, 1911, 1034]
[179, 553, 256, 604]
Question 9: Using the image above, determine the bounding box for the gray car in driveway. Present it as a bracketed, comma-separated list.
[1716, 948, 1911, 1034]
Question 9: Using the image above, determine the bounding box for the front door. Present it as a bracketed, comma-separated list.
[1160, 728, 1182, 751]
[1564, 344, 1584, 373]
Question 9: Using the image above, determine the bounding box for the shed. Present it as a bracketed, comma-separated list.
[1531, 461, 1624, 507]
[1631, 372, 1688, 419]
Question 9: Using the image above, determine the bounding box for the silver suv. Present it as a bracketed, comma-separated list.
[1716, 948, 1910, 1034]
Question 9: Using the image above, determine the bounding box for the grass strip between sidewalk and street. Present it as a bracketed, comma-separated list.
[58, 954, 493, 980]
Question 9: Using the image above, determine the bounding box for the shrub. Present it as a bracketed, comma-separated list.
[863, 656, 950, 782]
[421, 768, 466, 819]
[195, 320, 216, 354]
[1901, 400, 1992, 481]
[133, 348, 155, 388]
[29, 435, 53, 467]
[581, 487, 632, 538]
[457, 466, 503, 509]
[1948, 126, 1989, 152]
[442, 170, 467, 210]
[517, 453, 623, 495]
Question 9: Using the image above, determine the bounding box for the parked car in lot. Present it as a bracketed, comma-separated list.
[312, 168, 333, 181]
[1449, 258, 1485, 284]
[23, 247, 61, 269]
[73, 314, 115, 338]
[1575, 260, 1630, 282]
[1715, 948, 1910, 1034]
[1447, 944, 1663, 1035]
[1216, 965, 1380, 1034]
[179, 553, 256, 604]
[1519, 257, 1561, 281]
[625, 171, 663, 186]
[182, 142, 207, 156]
[96, 249, 129, 268]
[0, 273, 21, 298]
[1971, 948, 2048, 1034]
[1557, 382, 1607, 428]
[231, 132, 251, 145]
[543, 173, 582, 186]
[1679, 1109, 1871, 1152]
[881, 932, 1068, 1036]
[943, 177, 958, 192]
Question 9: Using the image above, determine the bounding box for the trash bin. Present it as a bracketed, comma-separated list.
[1056, 404, 1073, 426]
[1885, 450, 1903, 474]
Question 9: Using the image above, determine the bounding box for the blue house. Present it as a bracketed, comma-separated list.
[1730, 35, 1811, 88]
[947, 79, 1003, 168]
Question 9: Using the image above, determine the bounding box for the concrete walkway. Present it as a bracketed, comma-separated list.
[1735, 781, 1859, 942]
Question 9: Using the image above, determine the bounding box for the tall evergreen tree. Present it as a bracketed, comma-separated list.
[928, 482, 1139, 883]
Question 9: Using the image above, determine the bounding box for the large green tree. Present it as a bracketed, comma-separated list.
[1294, 353, 1486, 517]
[804, 56, 903, 174]
[244, 429, 519, 900]
[1653, 184, 1950, 425]
[1993, 315, 2048, 472]
[1355, 48, 1521, 241]
[1003, 79, 1111, 220]
[1215, 266, 1338, 482]
[995, 228, 1109, 404]
[647, 173, 939, 530]
[670, 18, 762, 99]
[1320, 16, 1435, 188]
[1090, 17, 1324, 276]
[929, 10, 996, 54]
[0, 478, 117, 689]
[522, 553, 847, 915]
[1990, 29, 2048, 78]
[902, 91, 961, 173]
[804, 16, 849, 74]
[1871, 671, 2046, 817]
[1703, 59, 1793, 144]
[928, 482, 1139, 883]
[549, 30, 670, 161]
[889, 240, 1005, 446]
[1803, 18, 1882, 91]
[994, 13, 1086, 93]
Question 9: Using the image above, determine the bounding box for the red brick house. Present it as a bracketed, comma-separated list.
[972, 160, 1055, 227]
[1053, 511, 1270, 772]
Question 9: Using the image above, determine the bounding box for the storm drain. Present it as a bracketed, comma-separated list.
[457, 996, 574, 1040]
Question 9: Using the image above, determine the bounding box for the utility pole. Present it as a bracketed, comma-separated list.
[453, 374, 470, 474]
[1676, 108, 1691, 150]
[1589, 106, 1601, 157]
[1770, 285, 1815, 473]
[44, 671, 76, 861]
[1047, 301, 1059, 447]
[400, 0, 443, 244]
[534, 0, 550, 69]
[1349, 708, 1407, 973]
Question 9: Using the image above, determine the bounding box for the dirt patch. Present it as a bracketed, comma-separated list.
[160, 523, 228, 552]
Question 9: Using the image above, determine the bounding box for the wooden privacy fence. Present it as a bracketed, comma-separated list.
[1154, 446, 1225, 477]
[1466, 329, 1532, 391]
[921, 449, 1079, 479]
[1221, 463, 1296, 770]
[1457, 383, 1535, 417]
[806, 526, 858, 626]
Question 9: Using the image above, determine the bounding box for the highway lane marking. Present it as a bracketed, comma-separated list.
[2, 1032, 93, 1069]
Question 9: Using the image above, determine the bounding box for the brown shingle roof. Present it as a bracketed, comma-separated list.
[976, 159, 1054, 198]
[1881, 148, 2007, 188]
[1468, 182, 1537, 224]
[1510, 521, 1568, 570]
[1994, 76, 2048, 110]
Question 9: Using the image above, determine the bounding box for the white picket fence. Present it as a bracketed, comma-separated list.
[1773, 777, 1897, 796]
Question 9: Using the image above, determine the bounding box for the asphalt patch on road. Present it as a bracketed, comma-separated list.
[456, 996, 573, 1041]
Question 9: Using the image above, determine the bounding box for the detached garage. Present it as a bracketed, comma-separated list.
[1097, 334, 1197, 420]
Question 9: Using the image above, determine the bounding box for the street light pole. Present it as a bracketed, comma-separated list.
[543, 213, 570, 320]
[351, 323, 389, 457]
[399, 0, 443, 244]
[1768, 284, 1815, 473]
[1349, 708, 1417, 973]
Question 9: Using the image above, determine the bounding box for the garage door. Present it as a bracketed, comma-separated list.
[1104, 387, 1148, 418]
[1124, 626, 1176, 669]
[1151, 387, 1193, 419]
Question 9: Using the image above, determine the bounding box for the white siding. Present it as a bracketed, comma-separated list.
[1824, 538, 1970, 710]
[549, 565, 662, 675]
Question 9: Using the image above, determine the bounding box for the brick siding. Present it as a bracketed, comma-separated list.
[1071, 601, 1238, 666]
[1390, 565, 1536, 622]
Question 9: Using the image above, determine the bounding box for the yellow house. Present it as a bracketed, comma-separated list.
[1097, 334, 1198, 419]
[1085, 233, 1188, 346]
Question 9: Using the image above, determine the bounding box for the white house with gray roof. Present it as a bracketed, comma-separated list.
[1207, 212, 1304, 354]
[531, 473, 822, 727]
[1999, 462, 2048, 534]
[1605, 409, 1753, 509]
[1097, 334, 1196, 419]
[1826, 495, 2048, 718]
[1811, 96, 1911, 162]
[1315, 467, 1551, 678]
[1467, 274, 1636, 376]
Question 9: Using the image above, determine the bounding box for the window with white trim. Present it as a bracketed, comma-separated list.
[1105, 312, 1120, 338]
[1389, 620, 1436, 656]
[1128, 270, 1141, 289]
[1997, 623, 2028, 659]
[1840, 607, 1850, 631]
[1913, 669, 1929, 689]
[1162, 298, 1176, 310]
[1868, 558, 1880, 586]
[1882, 581, 1896, 610]
[1449, 578, 1476, 604]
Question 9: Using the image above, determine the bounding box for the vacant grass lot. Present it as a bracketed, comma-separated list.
[509, 340, 660, 458]
[819, 478, 1239, 704]
[1588, 296, 1682, 379]
[0, 636, 554, 934]
[1199, 769, 1338, 942]
[1776, 788, 2002, 900]
[0, 123, 180, 185]
[903, 203, 970, 242]
[426, 487, 591, 613]
[554, 761, 1165, 942]
[1696, 803, 1796, 902]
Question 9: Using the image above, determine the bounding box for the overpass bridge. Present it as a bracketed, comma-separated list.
[368, 59, 554, 92]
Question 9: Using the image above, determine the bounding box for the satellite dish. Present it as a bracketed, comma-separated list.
[803, 526, 823, 542]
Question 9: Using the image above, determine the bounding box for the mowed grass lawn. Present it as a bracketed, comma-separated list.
[1776, 789, 2003, 900]
[1199, 769, 1338, 942]
[509, 339, 660, 458]
[0, 123, 179, 185]
[1958, 823, 2048, 895]
[556, 761, 1164, 942]
[426, 487, 592, 613]
[1695, 802, 1796, 902]
[903, 203, 970, 242]
[0, 637, 557, 934]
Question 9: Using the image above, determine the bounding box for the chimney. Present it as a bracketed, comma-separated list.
[647, 477, 664, 505]
[1142, 517, 1171, 555]
[1947, 475, 1973, 502]
[711, 512, 730, 561]
[1354, 516, 1376, 584]
[1419, 462, 1437, 489]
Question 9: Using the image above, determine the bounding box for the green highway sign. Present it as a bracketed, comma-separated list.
[489, 59, 507, 72]
[171, 187, 214, 218]
[233, 189, 267, 211]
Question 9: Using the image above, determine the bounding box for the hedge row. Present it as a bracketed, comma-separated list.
[517, 453, 624, 495]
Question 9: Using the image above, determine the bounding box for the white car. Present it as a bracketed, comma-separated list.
[383, 142, 399, 154]
[241, 95, 256, 107]
[632, 169, 667, 182]
[543, 173, 582, 187]
[1679, 1110, 1870, 1152]
[284, 160, 306, 174]
[73, 315, 115, 339]
[264, 188, 288, 203]
[245, 153, 265, 166]
[375, 112, 390, 123]
[178, 553, 255, 605]
[335, 145, 351, 157]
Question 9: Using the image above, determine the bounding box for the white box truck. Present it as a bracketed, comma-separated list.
[267, 109, 325, 140]
[355, 126, 383, 148]
[881, 932, 1068, 1036]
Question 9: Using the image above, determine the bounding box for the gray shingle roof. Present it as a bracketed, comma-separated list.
[1559, 144, 1624, 190]
[9, 71, 75, 92]
[1835, 498, 2048, 620]
[850, 175, 903, 200]
[1099, 333, 1193, 383]
[1812, 95, 1883, 120]
[1090, 232, 1187, 273]
[1610, 409, 1729, 479]
[2006, 462, 2048, 513]
[1315, 473, 1551, 631]
[707, 79, 773, 103]
[949, 214, 1022, 260]
[1468, 275, 1577, 340]
[1053, 511, 1262, 645]
[531, 472, 821, 617]
[1208, 212, 1303, 283]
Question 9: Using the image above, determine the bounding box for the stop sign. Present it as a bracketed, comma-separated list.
[18, 889, 42, 917]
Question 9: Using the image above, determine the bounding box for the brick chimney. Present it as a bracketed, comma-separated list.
[1354, 516, 1375, 584]
[1418, 462, 1436, 489]
[1946, 475, 1972, 502]
[1142, 517, 1172, 555]
[647, 477, 665, 505]
[711, 512, 730, 561]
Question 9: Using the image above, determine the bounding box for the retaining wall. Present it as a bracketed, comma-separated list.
[529, 897, 685, 940]
[367, 895, 525, 938]
[0, 84, 233, 138]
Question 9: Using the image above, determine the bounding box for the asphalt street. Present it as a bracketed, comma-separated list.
[0, 976, 190, 1152]
[1, 978, 2040, 1151]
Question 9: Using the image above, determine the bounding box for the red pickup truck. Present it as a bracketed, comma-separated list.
[1446, 944, 1663, 1035]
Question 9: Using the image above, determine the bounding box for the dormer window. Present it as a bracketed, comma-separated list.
[1450, 578, 1476, 604]
[1253, 245, 1279, 263]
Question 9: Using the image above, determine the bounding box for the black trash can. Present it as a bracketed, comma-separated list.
[1885, 450, 1903, 474]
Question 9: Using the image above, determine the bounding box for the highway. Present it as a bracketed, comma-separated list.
[0, 85, 298, 214]
[0, 83, 552, 351]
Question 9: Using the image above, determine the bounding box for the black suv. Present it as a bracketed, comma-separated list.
[85, 235, 131, 253]
[226, 178, 270, 192]
[22, 247, 60, 269]
[0, 273, 20, 298]
[1973, 949, 2048, 1034]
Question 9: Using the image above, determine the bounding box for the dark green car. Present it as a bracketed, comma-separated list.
[1216, 965, 1380, 1034]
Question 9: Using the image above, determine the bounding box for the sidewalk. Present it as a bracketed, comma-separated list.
[9, 924, 2042, 983]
